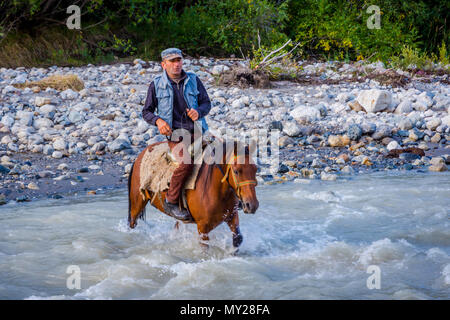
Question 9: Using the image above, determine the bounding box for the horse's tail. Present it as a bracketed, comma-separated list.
[127, 161, 135, 225]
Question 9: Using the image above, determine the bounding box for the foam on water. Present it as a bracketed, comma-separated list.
[0, 172, 449, 299]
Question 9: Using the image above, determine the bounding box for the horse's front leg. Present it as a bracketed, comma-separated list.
[226, 211, 243, 249]
[197, 223, 210, 250]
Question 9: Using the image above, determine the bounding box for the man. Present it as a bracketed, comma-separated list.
[142, 48, 211, 221]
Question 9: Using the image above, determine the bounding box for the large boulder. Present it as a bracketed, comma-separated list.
[356, 89, 392, 113]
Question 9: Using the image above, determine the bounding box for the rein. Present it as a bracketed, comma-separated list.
[215, 155, 257, 199]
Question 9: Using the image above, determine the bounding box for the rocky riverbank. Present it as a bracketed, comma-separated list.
[1, 58, 449, 205]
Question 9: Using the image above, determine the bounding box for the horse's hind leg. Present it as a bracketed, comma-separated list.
[129, 194, 148, 229]
[226, 211, 243, 249]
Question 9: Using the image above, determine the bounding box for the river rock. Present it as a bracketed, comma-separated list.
[35, 96, 52, 107]
[290, 105, 321, 122]
[52, 151, 63, 159]
[372, 125, 391, 140]
[53, 138, 67, 151]
[347, 124, 362, 141]
[57, 163, 69, 171]
[108, 138, 131, 152]
[399, 153, 421, 161]
[348, 100, 364, 112]
[430, 157, 445, 166]
[17, 111, 33, 126]
[356, 89, 392, 113]
[39, 104, 56, 115]
[430, 133, 441, 143]
[328, 135, 350, 147]
[394, 100, 413, 114]
[269, 121, 283, 132]
[387, 140, 400, 151]
[68, 110, 83, 123]
[398, 118, 413, 131]
[211, 65, 229, 75]
[409, 128, 425, 141]
[27, 182, 39, 190]
[43, 145, 54, 155]
[0, 194, 7, 205]
[72, 102, 91, 112]
[282, 121, 302, 137]
[341, 165, 354, 175]
[1, 135, 13, 145]
[426, 118, 441, 131]
[361, 122, 376, 135]
[1, 115, 15, 128]
[60, 89, 78, 100]
[321, 171, 337, 181]
[428, 163, 448, 172]
[34, 118, 54, 129]
[0, 165, 10, 174]
[441, 115, 450, 128]
[278, 136, 295, 148]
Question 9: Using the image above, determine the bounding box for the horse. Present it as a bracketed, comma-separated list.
[127, 139, 259, 250]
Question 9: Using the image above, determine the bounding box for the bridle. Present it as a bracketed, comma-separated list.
[215, 154, 258, 200]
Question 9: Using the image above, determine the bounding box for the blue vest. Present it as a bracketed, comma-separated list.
[153, 70, 208, 133]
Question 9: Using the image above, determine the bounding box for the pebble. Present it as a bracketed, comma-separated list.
[328, 135, 350, 147]
[27, 182, 39, 190]
[320, 172, 337, 181]
[52, 151, 63, 159]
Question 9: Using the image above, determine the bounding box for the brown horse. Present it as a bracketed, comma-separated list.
[127, 140, 259, 249]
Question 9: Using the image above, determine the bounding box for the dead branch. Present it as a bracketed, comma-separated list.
[261, 41, 301, 67]
[258, 39, 291, 66]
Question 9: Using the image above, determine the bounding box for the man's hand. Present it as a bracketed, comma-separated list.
[156, 118, 172, 136]
[186, 108, 199, 121]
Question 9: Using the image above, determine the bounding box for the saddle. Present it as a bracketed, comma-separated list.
[139, 139, 210, 210]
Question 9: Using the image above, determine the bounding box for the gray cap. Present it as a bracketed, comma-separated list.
[161, 48, 183, 61]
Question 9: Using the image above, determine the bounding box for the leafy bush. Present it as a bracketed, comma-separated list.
[205, 0, 289, 56]
[390, 45, 434, 70]
[0, 0, 447, 67]
[286, 0, 424, 62]
[390, 42, 449, 71]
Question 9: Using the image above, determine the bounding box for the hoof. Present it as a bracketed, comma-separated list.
[233, 233, 243, 248]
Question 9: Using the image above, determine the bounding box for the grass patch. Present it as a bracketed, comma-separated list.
[13, 74, 84, 91]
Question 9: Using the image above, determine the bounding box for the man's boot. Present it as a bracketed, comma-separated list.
[164, 199, 193, 222]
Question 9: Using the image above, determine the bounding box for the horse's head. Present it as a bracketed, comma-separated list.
[222, 145, 259, 214]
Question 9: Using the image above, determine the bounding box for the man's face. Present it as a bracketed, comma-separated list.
[161, 57, 183, 78]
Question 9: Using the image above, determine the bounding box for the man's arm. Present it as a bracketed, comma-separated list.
[142, 82, 161, 126]
[195, 77, 211, 118]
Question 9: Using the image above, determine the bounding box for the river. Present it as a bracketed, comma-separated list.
[0, 171, 449, 299]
